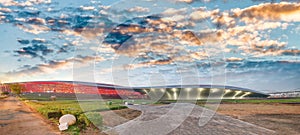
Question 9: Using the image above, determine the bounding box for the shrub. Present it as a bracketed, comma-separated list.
[109, 105, 127, 110]
[107, 101, 112, 105]
[61, 108, 82, 117]
[66, 125, 81, 135]
[47, 111, 62, 119]
[9, 83, 24, 95]
[1, 91, 9, 95]
[36, 106, 62, 118]
[78, 114, 91, 127]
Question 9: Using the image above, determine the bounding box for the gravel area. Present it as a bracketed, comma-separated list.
[217, 103, 300, 135]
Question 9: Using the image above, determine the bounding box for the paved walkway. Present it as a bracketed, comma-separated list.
[106, 103, 275, 135]
[0, 96, 60, 135]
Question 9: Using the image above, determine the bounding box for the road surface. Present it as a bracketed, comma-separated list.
[0, 96, 60, 135]
[106, 103, 275, 135]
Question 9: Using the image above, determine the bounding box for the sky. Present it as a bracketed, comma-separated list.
[0, 0, 300, 93]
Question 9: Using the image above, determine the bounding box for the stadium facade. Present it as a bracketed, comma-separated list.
[1, 81, 269, 100]
[134, 85, 269, 100]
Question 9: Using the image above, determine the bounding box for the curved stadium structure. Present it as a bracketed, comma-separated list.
[134, 85, 269, 100]
[2, 81, 269, 100]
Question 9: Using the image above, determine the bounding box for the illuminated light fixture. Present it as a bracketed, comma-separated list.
[211, 88, 219, 93]
[225, 89, 231, 93]
[239, 92, 252, 99]
[160, 88, 165, 92]
[232, 91, 242, 99]
[198, 88, 204, 92]
[171, 88, 178, 100]
[166, 91, 172, 99]
[171, 88, 177, 92]
[197, 88, 204, 100]
[143, 89, 149, 94]
[150, 88, 155, 92]
[185, 88, 192, 99]
[185, 88, 192, 92]
[221, 89, 232, 98]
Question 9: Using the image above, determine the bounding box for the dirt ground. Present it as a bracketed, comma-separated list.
[217, 103, 300, 135]
[107, 103, 275, 135]
[104, 103, 300, 134]
[100, 108, 142, 127]
[0, 96, 60, 135]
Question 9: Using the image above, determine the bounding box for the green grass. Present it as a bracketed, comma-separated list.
[22, 97, 127, 134]
[0, 91, 9, 99]
[20, 94, 76, 101]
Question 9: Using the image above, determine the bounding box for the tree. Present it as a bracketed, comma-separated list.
[9, 83, 24, 96]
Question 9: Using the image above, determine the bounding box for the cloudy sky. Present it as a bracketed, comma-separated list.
[0, 0, 300, 93]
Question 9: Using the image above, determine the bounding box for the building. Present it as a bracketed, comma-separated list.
[269, 91, 300, 98]
[135, 85, 269, 100]
[4, 81, 268, 100]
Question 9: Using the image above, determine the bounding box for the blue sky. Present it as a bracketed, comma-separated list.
[0, 0, 300, 93]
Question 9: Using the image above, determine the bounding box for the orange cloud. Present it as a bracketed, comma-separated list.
[234, 2, 300, 23]
[5, 55, 104, 78]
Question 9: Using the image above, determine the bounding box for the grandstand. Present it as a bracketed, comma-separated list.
[2, 81, 269, 100]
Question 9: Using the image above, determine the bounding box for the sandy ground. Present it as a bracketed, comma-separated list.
[217, 103, 300, 135]
[106, 103, 274, 135]
[0, 96, 60, 135]
[100, 108, 142, 127]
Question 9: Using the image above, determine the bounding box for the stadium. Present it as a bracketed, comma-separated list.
[135, 85, 269, 100]
[1, 81, 269, 100]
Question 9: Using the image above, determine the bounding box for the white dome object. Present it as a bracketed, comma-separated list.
[58, 122, 68, 131]
[59, 114, 76, 126]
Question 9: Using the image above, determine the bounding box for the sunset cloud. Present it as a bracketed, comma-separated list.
[226, 57, 244, 62]
[127, 6, 150, 13]
[0, 0, 51, 7]
[5, 55, 104, 78]
[233, 2, 300, 23]
[16, 24, 50, 34]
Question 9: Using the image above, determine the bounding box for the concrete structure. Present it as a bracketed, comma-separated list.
[135, 85, 269, 100]
[269, 91, 300, 98]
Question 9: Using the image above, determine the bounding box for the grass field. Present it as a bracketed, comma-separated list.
[20, 93, 77, 101]
[20, 95, 128, 134]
